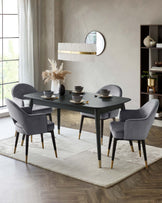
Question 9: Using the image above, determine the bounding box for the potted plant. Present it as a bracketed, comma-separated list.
[141, 71, 156, 93]
[42, 59, 71, 95]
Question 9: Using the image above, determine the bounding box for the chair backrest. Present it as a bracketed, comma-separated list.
[12, 83, 37, 100]
[141, 99, 159, 122]
[6, 98, 28, 127]
[124, 99, 159, 140]
[6, 98, 48, 135]
[97, 84, 122, 97]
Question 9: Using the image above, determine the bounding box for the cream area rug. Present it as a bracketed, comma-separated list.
[0, 127, 162, 188]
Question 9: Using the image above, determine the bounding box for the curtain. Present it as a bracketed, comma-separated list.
[18, 0, 39, 87]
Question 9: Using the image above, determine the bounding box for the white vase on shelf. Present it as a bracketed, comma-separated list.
[51, 80, 60, 94]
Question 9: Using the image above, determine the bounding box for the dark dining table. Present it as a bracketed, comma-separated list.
[25, 90, 131, 168]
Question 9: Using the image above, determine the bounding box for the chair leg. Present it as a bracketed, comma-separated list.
[31, 135, 33, 142]
[14, 132, 19, 154]
[15, 130, 17, 137]
[100, 119, 104, 145]
[107, 132, 113, 156]
[141, 140, 148, 168]
[51, 130, 57, 158]
[78, 115, 85, 139]
[138, 140, 141, 157]
[111, 138, 117, 169]
[25, 135, 29, 164]
[21, 134, 25, 146]
[48, 114, 52, 121]
[40, 133, 44, 149]
[129, 140, 134, 152]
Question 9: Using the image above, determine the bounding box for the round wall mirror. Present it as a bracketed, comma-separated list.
[85, 31, 106, 55]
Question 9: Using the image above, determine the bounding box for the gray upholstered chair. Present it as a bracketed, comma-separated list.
[12, 83, 53, 143]
[6, 98, 57, 164]
[108, 99, 159, 169]
[78, 85, 122, 144]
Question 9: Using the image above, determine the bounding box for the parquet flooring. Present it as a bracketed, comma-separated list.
[0, 110, 162, 203]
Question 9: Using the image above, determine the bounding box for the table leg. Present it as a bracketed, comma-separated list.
[57, 108, 61, 134]
[95, 109, 101, 168]
[121, 103, 125, 110]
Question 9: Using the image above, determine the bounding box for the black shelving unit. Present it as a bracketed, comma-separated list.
[140, 25, 162, 118]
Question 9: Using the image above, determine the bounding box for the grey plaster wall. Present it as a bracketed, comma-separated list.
[60, 0, 162, 108]
[36, 0, 62, 90]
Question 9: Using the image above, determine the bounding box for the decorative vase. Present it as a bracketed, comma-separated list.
[143, 36, 156, 48]
[147, 78, 156, 93]
[59, 84, 65, 96]
[51, 80, 60, 94]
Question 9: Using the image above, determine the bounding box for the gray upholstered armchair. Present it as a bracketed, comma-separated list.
[6, 98, 57, 164]
[79, 85, 122, 144]
[12, 83, 52, 119]
[108, 99, 159, 169]
[12, 83, 53, 143]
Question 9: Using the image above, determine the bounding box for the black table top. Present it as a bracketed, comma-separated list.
[25, 90, 131, 114]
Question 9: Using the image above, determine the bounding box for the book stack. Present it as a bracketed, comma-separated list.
[156, 43, 162, 48]
[150, 66, 162, 72]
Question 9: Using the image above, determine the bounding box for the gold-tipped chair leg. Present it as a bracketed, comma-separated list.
[101, 137, 103, 145]
[14, 147, 16, 154]
[131, 145, 134, 152]
[107, 149, 110, 157]
[78, 132, 81, 140]
[21, 140, 24, 146]
[42, 142, 44, 149]
[111, 160, 114, 169]
[145, 161, 148, 168]
[139, 150, 141, 157]
[25, 155, 28, 164]
[55, 150, 58, 158]
[98, 160, 101, 168]
[31, 135, 33, 142]
[58, 129, 60, 135]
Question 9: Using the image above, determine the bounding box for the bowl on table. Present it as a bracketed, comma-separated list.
[43, 90, 53, 98]
[72, 94, 83, 103]
[74, 86, 83, 93]
[100, 89, 110, 97]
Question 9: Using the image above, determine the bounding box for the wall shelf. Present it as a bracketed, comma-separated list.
[140, 25, 162, 117]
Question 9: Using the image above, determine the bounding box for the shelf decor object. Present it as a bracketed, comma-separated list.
[140, 24, 162, 118]
[58, 43, 96, 61]
[147, 78, 156, 93]
[143, 35, 156, 48]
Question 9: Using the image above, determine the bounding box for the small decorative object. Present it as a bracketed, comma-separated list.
[147, 78, 156, 93]
[59, 84, 65, 96]
[155, 61, 162, 67]
[141, 71, 156, 93]
[143, 36, 156, 48]
[43, 90, 53, 98]
[42, 59, 71, 94]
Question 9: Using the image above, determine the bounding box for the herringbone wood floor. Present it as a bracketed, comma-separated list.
[0, 110, 162, 203]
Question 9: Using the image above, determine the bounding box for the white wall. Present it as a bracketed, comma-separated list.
[61, 0, 162, 108]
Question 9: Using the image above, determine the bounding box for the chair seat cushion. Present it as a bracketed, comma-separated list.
[81, 112, 110, 120]
[110, 121, 124, 139]
[47, 120, 54, 132]
[32, 104, 52, 114]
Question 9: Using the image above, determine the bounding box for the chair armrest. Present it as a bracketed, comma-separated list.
[21, 107, 32, 114]
[124, 116, 153, 140]
[120, 109, 142, 121]
[13, 97, 24, 107]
